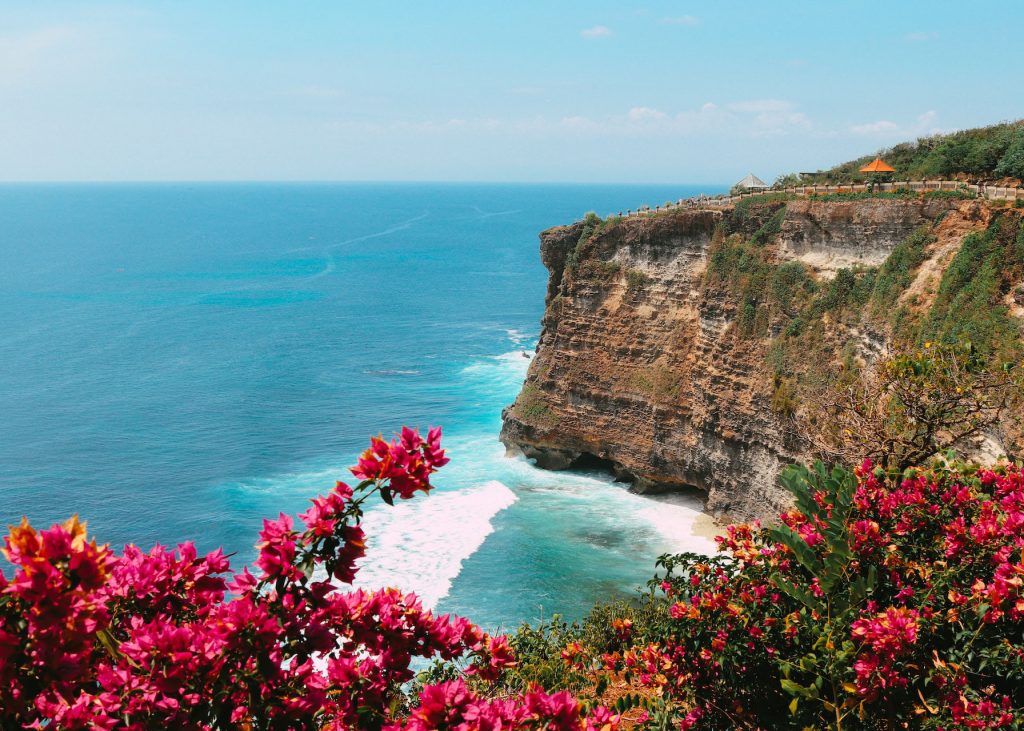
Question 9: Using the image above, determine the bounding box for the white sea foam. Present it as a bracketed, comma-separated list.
[495, 449, 720, 555]
[460, 349, 532, 383]
[353, 481, 518, 609]
[455, 340, 719, 558]
[632, 498, 720, 554]
[505, 328, 528, 345]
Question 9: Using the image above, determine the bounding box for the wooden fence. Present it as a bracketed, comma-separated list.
[616, 180, 1024, 218]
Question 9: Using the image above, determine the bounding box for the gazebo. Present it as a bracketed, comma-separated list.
[734, 173, 769, 192]
[859, 157, 896, 174]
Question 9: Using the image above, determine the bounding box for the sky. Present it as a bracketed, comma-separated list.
[1, 1, 1022, 183]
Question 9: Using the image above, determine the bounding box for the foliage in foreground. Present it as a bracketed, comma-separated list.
[542, 459, 1024, 729]
[6, 430, 1024, 730]
[0, 428, 617, 730]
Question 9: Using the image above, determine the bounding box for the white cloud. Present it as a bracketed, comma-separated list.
[0, 26, 79, 87]
[754, 111, 810, 136]
[849, 111, 944, 138]
[548, 99, 809, 138]
[850, 120, 899, 135]
[660, 15, 700, 26]
[559, 115, 600, 131]
[628, 106, 667, 122]
[323, 98, 812, 146]
[580, 25, 612, 39]
[716, 99, 811, 136]
[905, 31, 939, 42]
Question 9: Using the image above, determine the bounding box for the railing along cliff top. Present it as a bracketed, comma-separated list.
[612, 180, 1024, 219]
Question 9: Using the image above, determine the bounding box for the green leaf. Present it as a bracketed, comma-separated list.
[96, 628, 122, 661]
[614, 694, 645, 713]
[780, 679, 813, 698]
[771, 572, 819, 609]
[769, 524, 824, 575]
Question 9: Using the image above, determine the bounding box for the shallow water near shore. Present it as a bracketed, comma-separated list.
[0, 182, 722, 629]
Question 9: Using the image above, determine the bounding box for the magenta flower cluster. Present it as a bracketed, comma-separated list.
[602, 460, 1024, 729]
[0, 427, 617, 730]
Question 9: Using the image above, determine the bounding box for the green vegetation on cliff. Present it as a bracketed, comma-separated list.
[915, 215, 1024, 361]
[706, 203, 878, 343]
[800, 120, 1024, 183]
[703, 200, 1024, 460]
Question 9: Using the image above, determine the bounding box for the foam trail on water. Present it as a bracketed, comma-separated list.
[460, 349, 532, 385]
[353, 481, 518, 609]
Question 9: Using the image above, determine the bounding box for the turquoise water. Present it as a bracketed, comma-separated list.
[0, 183, 721, 629]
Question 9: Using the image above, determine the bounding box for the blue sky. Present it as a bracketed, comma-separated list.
[1, 1, 1022, 183]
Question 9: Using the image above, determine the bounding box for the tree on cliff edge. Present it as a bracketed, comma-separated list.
[802, 343, 1017, 472]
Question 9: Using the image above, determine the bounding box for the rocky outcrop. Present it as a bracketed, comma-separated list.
[778, 198, 953, 273]
[500, 198, 1004, 524]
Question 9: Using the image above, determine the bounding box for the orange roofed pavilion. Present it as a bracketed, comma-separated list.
[859, 157, 896, 173]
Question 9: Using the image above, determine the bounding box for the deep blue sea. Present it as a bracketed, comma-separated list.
[0, 183, 722, 630]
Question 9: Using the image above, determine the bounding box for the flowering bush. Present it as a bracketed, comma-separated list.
[608, 459, 1024, 730]
[0, 427, 616, 730]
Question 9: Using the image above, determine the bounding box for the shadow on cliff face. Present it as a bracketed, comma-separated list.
[568, 451, 619, 474]
[515, 442, 708, 501]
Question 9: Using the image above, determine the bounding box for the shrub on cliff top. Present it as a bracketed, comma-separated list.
[626, 269, 650, 292]
[728, 199, 789, 237]
[795, 120, 1024, 183]
[566, 212, 605, 275]
[996, 133, 1024, 180]
[0, 428, 615, 730]
[749, 207, 786, 247]
[770, 262, 816, 315]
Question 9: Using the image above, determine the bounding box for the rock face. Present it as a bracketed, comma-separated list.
[500, 198, 995, 524]
[778, 198, 954, 272]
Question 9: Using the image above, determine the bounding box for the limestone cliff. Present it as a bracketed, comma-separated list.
[501, 196, 1024, 523]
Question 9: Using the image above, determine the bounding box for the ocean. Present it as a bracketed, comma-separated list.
[0, 182, 722, 630]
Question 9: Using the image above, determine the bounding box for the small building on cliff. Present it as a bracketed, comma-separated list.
[734, 173, 769, 192]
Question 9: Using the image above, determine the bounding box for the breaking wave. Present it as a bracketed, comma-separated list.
[353, 481, 518, 609]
